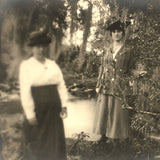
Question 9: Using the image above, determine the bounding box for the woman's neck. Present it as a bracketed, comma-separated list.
[113, 40, 123, 47]
[34, 55, 46, 64]
[112, 41, 123, 53]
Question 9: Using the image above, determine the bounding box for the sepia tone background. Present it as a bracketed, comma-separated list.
[0, 0, 160, 159]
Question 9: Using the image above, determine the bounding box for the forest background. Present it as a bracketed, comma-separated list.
[0, 0, 160, 160]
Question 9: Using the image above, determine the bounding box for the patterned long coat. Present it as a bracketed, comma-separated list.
[96, 45, 134, 98]
[93, 44, 135, 139]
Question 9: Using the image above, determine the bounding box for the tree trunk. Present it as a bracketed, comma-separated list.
[78, 3, 92, 70]
[70, 0, 78, 40]
[0, 1, 7, 82]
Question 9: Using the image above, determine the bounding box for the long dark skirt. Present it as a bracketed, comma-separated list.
[22, 85, 66, 160]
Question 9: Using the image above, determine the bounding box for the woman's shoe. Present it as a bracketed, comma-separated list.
[97, 135, 108, 143]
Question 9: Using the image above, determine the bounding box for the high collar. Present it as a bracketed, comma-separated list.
[32, 56, 47, 65]
[110, 44, 125, 60]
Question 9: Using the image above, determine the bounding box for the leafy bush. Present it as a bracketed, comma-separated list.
[57, 45, 100, 78]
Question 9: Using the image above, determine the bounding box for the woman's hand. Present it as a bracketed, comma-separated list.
[139, 71, 147, 77]
[96, 87, 100, 93]
[28, 117, 38, 126]
[60, 107, 68, 119]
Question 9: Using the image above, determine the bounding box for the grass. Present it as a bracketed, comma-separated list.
[65, 131, 160, 160]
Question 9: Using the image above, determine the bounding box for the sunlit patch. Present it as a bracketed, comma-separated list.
[63, 95, 100, 141]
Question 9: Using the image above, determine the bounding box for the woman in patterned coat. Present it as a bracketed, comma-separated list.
[93, 20, 134, 145]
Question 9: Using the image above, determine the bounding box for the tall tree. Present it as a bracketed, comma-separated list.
[46, 0, 67, 59]
[68, 0, 78, 40]
[1, 0, 35, 80]
[0, 0, 6, 81]
[0, 0, 67, 80]
[78, 0, 92, 69]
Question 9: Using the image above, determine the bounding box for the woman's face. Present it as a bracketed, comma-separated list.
[111, 30, 124, 42]
[32, 45, 48, 60]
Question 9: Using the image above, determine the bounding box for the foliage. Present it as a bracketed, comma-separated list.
[67, 0, 78, 38]
[46, 0, 67, 49]
[66, 131, 160, 160]
[57, 45, 80, 71]
[131, 114, 160, 136]
[66, 0, 93, 69]
[128, 10, 160, 135]
[57, 45, 100, 78]
[78, 1, 93, 69]
[0, 0, 68, 80]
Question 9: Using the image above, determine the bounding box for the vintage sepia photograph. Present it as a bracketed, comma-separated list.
[0, 0, 160, 159]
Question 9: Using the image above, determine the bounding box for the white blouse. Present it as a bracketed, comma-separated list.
[19, 57, 68, 120]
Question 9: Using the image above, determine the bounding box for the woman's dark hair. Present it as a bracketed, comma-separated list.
[110, 29, 125, 36]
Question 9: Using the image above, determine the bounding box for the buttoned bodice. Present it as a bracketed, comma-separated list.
[96, 45, 134, 97]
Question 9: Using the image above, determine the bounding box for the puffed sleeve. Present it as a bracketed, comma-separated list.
[19, 61, 36, 120]
[56, 64, 68, 107]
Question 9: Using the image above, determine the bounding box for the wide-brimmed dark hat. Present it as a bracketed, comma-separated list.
[27, 29, 51, 46]
[106, 20, 131, 31]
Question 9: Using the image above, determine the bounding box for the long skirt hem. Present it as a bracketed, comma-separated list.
[93, 94, 129, 139]
[22, 85, 66, 160]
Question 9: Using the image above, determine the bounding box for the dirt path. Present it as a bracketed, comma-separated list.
[64, 95, 100, 140]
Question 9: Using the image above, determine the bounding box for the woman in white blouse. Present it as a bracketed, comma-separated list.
[19, 29, 68, 160]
